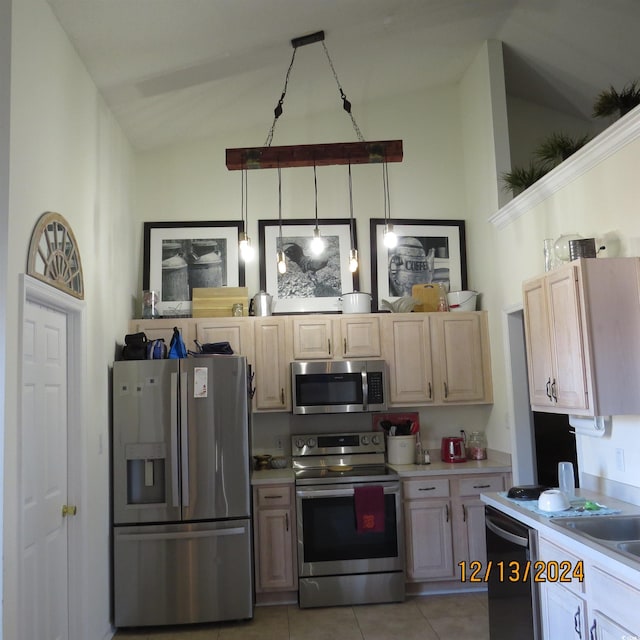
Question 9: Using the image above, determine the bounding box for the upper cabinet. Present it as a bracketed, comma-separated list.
[291, 315, 381, 360]
[253, 317, 291, 412]
[522, 257, 640, 416]
[195, 317, 254, 366]
[381, 311, 492, 406]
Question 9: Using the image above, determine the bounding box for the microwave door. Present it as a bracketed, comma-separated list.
[112, 360, 182, 525]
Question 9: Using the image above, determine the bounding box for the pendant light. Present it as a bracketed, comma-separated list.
[238, 169, 255, 262]
[347, 163, 358, 273]
[309, 164, 325, 256]
[382, 160, 397, 249]
[276, 166, 287, 274]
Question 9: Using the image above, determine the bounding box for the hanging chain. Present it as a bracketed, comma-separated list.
[313, 164, 319, 227]
[263, 38, 365, 147]
[264, 48, 298, 147]
[322, 42, 364, 142]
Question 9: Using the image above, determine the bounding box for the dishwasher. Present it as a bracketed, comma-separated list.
[485, 506, 541, 640]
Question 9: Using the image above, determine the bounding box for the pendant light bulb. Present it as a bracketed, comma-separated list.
[310, 227, 325, 255]
[383, 223, 397, 249]
[348, 248, 359, 273]
[277, 249, 287, 274]
[239, 232, 254, 262]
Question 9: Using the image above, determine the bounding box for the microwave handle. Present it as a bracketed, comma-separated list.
[362, 366, 368, 411]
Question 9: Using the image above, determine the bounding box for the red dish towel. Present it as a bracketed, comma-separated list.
[354, 485, 385, 533]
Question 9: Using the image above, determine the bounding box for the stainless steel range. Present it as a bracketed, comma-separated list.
[292, 431, 405, 608]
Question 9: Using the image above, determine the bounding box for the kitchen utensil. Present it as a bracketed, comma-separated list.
[340, 291, 371, 313]
[440, 436, 466, 463]
[507, 484, 548, 500]
[558, 461, 576, 499]
[250, 291, 273, 316]
[447, 290, 478, 311]
[538, 489, 570, 512]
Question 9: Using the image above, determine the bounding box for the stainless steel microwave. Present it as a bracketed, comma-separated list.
[291, 360, 388, 415]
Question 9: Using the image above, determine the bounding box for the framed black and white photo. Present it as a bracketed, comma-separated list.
[369, 219, 467, 311]
[143, 221, 245, 317]
[258, 219, 358, 314]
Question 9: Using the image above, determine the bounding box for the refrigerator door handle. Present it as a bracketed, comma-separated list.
[170, 372, 180, 508]
[180, 364, 190, 507]
[116, 527, 246, 542]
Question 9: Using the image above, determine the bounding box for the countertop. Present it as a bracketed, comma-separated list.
[251, 454, 510, 485]
[388, 455, 511, 477]
[482, 489, 640, 584]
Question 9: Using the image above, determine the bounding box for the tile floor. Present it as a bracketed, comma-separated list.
[114, 592, 489, 640]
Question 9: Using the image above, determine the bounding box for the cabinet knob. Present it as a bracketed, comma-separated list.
[573, 607, 582, 637]
[328, 339, 331, 355]
[443, 382, 448, 398]
[280, 388, 285, 405]
[428, 382, 432, 400]
[546, 378, 552, 400]
[343, 338, 347, 355]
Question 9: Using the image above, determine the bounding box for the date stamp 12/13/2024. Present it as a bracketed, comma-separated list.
[458, 559, 585, 583]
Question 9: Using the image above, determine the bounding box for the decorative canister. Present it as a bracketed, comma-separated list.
[466, 431, 487, 460]
[161, 248, 188, 302]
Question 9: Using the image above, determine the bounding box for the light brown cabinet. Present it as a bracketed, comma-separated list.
[253, 484, 297, 592]
[253, 317, 291, 411]
[402, 472, 506, 584]
[291, 315, 381, 360]
[130, 318, 195, 353]
[381, 312, 492, 406]
[195, 317, 254, 365]
[523, 257, 640, 416]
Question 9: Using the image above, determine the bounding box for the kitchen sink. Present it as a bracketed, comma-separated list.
[553, 515, 640, 567]
[617, 540, 640, 559]
[555, 515, 640, 541]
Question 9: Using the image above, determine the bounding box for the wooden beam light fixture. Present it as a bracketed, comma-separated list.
[225, 31, 403, 170]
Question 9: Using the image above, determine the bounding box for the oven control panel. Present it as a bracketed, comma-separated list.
[292, 431, 384, 457]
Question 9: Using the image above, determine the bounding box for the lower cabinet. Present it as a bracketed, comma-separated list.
[253, 484, 297, 592]
[402, 472, 506, 584]
[403, 478, 454, 580]
[538, 536, 640, 640]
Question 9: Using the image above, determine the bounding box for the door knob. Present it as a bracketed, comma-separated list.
[62, 504, 77, 517]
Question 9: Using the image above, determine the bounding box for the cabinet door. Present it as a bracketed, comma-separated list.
[381, 316, 434, 405]
[591, 612, 636, 640]
[340, 316, 381, 358]
[540, 582, 587, 640]
[256, 507, 295, 591]
[195, 317, 254, 364]
[403, 499, 454, 580]
[547, 265, 588, 411]
[291, 317, 333, 360]
[523, 276, 555, 407]
[431, 312, 492, 403]
[130, 318, 194, 353]
[254, 318, 290, 411]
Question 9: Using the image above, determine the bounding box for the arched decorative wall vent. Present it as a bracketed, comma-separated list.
[27, 212, 84, 299]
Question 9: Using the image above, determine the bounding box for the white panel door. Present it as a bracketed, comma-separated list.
[21, 300, 69, 640]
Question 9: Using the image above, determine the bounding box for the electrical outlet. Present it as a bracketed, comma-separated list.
[615, 448, 625, 472]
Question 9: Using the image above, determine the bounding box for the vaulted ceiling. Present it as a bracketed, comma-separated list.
[46, 0, 640, 151]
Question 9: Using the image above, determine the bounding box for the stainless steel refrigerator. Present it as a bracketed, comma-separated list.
[112, 356, 253, 627]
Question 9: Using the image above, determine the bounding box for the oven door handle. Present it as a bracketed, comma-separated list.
[297, 484, 400, 498]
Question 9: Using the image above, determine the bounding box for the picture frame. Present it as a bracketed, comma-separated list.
[143, 221, 245, 317]
[369, 219, 467, 312]
[258, 219, 358, 314]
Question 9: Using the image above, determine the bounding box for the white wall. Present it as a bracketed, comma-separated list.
[4, 0, 136, 637]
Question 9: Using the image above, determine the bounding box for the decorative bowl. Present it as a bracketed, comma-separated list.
[253, 454, 272, 470]
[270, 456, 288, 469]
